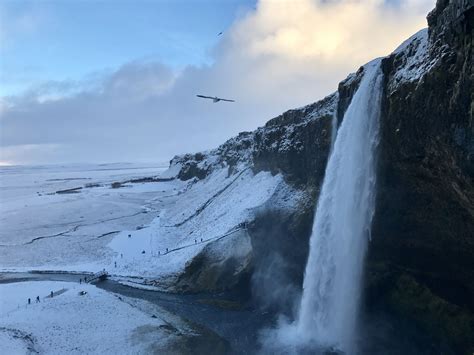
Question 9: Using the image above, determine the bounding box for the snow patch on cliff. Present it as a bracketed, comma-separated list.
[389, 28, 441, 93]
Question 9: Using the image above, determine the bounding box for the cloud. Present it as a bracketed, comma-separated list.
[0, 143, 61, 166]
[102, 61, 176, 101]
[0, 0, 436, 165]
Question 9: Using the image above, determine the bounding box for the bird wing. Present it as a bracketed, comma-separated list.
[196, 95, 214, 100]
[197, 95, 235, 103]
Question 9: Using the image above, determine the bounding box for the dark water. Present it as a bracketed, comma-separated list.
[0, 272, 453, 355]
[97, 279, 274, 354]
[0, 272, 273, 354]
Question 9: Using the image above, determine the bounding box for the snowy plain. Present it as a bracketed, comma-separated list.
[0, 161, 284, 353]
[0, 280, 197, 354]
[0, 162, 283, 283]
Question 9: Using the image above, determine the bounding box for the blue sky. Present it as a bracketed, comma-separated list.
[0, 0, 435, 165]
[1, 0, 254, 96]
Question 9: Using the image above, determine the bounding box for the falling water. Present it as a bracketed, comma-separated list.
[295, 60, 384, 353]
[330, 110, 339, 154]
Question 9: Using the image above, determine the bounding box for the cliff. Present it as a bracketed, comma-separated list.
[370, 0, 474, 352]
[164, 0, 474, 352]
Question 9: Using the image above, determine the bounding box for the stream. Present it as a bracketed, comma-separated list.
[0, 272, 274, 354]
[0, 272, 453, 355]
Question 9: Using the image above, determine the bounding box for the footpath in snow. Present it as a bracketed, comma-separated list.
[0, 280, 205, 354]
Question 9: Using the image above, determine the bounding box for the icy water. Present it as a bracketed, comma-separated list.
[296, 61, 383, 353]
[97, 280, 273, 353]
[0, 272, 273, 354]
[0, 158, 455, 354]
[0, 272, 451, 355]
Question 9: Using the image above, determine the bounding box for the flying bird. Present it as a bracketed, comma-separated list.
[218, 31, 223, 36]
[196, 95, 235, 103]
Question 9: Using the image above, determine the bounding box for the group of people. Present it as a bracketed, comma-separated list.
[27, 291, 54, 305]
[27, 296, 40, 304]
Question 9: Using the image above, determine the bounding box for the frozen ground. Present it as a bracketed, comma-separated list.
[0, 162, 281, 353]
[0, 162, 283, 283]
[0, 163, 173, 270]
[0, 280, 199, 354]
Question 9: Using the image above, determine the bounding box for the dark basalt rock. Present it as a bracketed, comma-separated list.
[167, 0, 473, 352]
[171, 153, 210, 181]
[368, 0, 474, 353]
[251, 106, 334, 185]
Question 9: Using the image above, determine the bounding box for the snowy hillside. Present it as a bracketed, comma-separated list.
[0, 25, 437, 286]
[2, 0, 473, 351]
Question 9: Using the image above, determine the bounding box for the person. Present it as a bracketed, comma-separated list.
[84, 276, 87, 282]
[114, 261, 117, 268]
[200, 238, 203, 242]
[128, 234, 131, 238]
[36, 296, 40, 303]
[194, 239, 197, 244]
[28, 298, 31, 305]
[79, 278, 82, 284]
[166, 248, 168, 253]
[50, 291, 53, 298]
[120, 253, 123, 258]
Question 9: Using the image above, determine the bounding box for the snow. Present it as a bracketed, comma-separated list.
[0, 281, 191, 354]
[0, 163, 185, 270]
[393, 28, 428, 55]
[0, 27, 441, 285]
[99, 166, 282, 280]
[389, 28, 440, 93]
[0, 163, 282, 285]
[292, 92, 338, 121]
[0, 331, 30, 354]
[158, 162, 182, 179]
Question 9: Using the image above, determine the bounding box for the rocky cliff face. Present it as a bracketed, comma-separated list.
[166, 0, 473, 352]
[369, 1, 474, 352]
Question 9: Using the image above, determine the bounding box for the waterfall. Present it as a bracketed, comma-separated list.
[295, 60, 384, 353]
[330, 110, 338, 154]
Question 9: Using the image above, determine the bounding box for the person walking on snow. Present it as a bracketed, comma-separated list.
[36, 296, 40, 303]
[28, 298, 31, 305]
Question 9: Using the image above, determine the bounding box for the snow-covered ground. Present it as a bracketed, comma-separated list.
[0, 163, 176, 271]
[0, 280, 199, 354]
[0, 161, 282, 352]
[0, 162, 283, 283]
[100, 166, 282, 280]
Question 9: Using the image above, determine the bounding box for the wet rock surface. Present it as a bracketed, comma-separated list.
[369, 1, 474, 353]
[168, 0, 473, 352]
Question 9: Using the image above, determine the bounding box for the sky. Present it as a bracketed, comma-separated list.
[0, 0, 436, 165]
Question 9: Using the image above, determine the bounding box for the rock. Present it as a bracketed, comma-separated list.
[368, 1, 474, 353]
[174, 229, 252, 293]
[161, 0, 473, 352]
